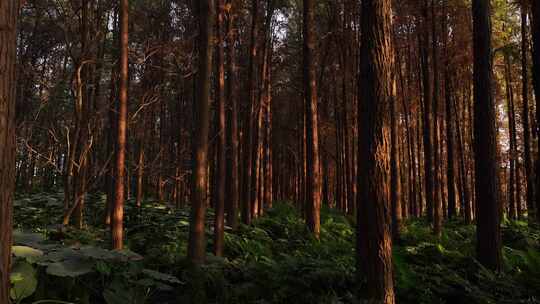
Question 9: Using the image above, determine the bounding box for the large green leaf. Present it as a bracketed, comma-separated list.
[46, 258, 94, 277]
[142, 269, 182, 284]
[13, 230, 45, 246]
[12, 245, 44, 263]
[10, 261, 37, 301]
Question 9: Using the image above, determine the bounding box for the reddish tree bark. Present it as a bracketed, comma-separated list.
[188, 0, 214, 264]
[111, 0, 129, 250]
[303, 0, 322, 238]
[357, 0, 396, 302]
[0, 1, 19, 302]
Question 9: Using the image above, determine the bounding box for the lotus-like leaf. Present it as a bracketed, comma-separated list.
[10, 261, 37, 301]
[80, 246, 118, 260]
[142, 269, 182, 284]
[46, 258, 94, 277]
[12, 246, 44, 263]
[13, 230, 45, 246]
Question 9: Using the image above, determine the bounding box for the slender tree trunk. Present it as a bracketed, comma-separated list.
[242, 0, 258, 225]
[225, 0, 239, 230]
[443, 4, 456, 220]
[531, 0, 540, 222]
[0, 1, 19, 302]
[188, 0, 214, 264]
[504, 53, 518, 219]
[112, 0, 129, 250]
[521, 6, 532, 220]
[472, 0, 502, 271]
[213, 0, 226, 257]
[390, 78, 402, 240]
[357, 0, 396, 302]
[431, 0, 442, 236]
[303, 0, 322, 238]
[421, 0, 434, 224]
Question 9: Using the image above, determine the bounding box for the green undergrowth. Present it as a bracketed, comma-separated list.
[11, 192, 540, 303]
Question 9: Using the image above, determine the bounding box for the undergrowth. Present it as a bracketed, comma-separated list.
[11, 192, 540, 303]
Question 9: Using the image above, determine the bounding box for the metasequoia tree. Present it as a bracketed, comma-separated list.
[214, 0, 226, 257]
[357, 0, 396, 302]
[521, 4, 533, 220]
[111, 0, 129, 250]
[225, 0, 239, 230]
[188, 0, 214, 264]
[472, 0, 502, 270]
[303, 0, 322, 238]
[0, 1, 19, 302]
[532, 0, 540, 222]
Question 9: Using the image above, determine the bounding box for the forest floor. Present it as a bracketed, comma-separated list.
[10, 191, 540, 304]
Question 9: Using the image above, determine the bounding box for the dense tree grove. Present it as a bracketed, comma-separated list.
[1, 0, 540, 303]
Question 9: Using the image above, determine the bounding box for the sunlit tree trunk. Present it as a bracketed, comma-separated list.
[303, 0, 322, 238]
[213, 0, 226, 257]
[188, 0, 214, 264]
[111, 0, 129, 250]
[357, 0, 396, 302]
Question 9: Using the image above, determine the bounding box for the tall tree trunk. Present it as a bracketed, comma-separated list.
[421, 0, 434, 224]
[112, 0, 129, 250]
[443, 3, 456, 220]
[242, 0, 258, 225]
[521, 6, 532, 220]
[504, 53, 518, 219]
[303, 0, 322, 238]
[357, 0, 396, 302]
[0, 1, 19, 302]
[472, 0, 502, 271]
[390, 78, 402, 240]
[213, 0, 226, 257]
[431, 0, 442, 236]
[531, 0, 540, 222]
[188, 0, 214, 264]
[225, 0, 239, 230]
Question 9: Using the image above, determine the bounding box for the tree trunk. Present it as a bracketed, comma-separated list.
[213, 0, 226, 257]
[472, 0, 502, 271]
[303, 0, 322, 238]
[431, 0, 442, 236]
[421, 0, 434, 224]
[521, 6, 532, 220]
[242, 0, 258, 225]
[112, 0, 129, 250]
[531, 0, 540, 222]
[225, 0, 239, 230]
[0, 1, 19, 302]
[357, 0, 396, 302]
[188, 0, 214, 264]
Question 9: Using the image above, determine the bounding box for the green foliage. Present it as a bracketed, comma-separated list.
[12, 193, 540, 303]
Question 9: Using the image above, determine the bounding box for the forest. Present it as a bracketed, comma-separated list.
[1, 0, 540, 303]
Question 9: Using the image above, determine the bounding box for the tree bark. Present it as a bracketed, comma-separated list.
[421, 0, 434, 224]
[213, 0, 226, 257]
[225, 0, 239, 230]
[303, 0, 322, 239]
[0, 1, 19, 302]
[521, 6, 532, 220]
[357, 0, 396, 302]
[531, 0, 540, 222]
[472, 0, 502, 271]
[112, 0, 129, 250]
[188, 0, 214, 264]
